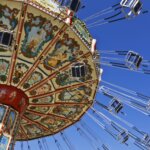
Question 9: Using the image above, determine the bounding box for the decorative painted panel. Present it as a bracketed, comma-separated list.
[0, 0, 99, 142]
[43, 34, 80, 70]
[12, 4, 65, 87]
[56, 85, 93, 103]
[30, 95, 54, 104]
[40, 116, 70, 131]
[23, 71, 44, 89]
[12, 61, 30, 85]
[24, 112, 41, 121]
[28, 106, 50, 113]
[0, 59, 10, 83]
[38, 27, 90, 76]
[0, 4, 19, 30]
[23, 124, 44, 137]
[52, 105, 86, 119]
[21, 13, 58, 58]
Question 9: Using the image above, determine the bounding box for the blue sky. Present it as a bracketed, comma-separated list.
[15, 0, 150, 149]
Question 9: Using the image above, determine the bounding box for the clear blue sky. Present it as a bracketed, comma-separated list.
[15, 0, 150, 149]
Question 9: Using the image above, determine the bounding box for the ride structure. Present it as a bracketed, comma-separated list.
[0, 0, 149, 150]
[0, 0, 100, 149]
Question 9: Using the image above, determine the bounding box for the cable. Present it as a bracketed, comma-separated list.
[100, 86, 150, 116]
[100, 50, 128, 55]
[21, 142, 23, 150]
[80, 120, 110, 150]
[95, 100, 146, 136]
[75, 124, 102, 150]
[86, 111, 118, 141]
[101, 62, 144, 74]
[42, 138, 49, 150]
[84, 3, 120, 22]
[52, 136, 64, 150]
[87, 9, 148, 28]
[60, 132, 76, 150]
[27, 141, 31, 150]
[100, 82, 150, 105]
[100, 86, 147, 105]
[84, 7, 114, 21]
[86, 10, 114, 23]
[38, 139, 44, 150]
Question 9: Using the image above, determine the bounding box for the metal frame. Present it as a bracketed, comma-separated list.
[118, 131, 129, 143]
[120, 0, 142, 17]
[142, 134, 150, 147]
[125, 51, 143, 70]
[0, 30, 14, 49]
[71, 62, 87, 78]
[109, 98, 123, 114]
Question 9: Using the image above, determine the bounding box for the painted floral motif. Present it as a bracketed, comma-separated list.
[58, 86, 92, 102]
[24, 112, 41, 120]
[13, 63, 29, 84]
[43, 34, 81, 70]
[41, 116, 66, 129]
[31, 96, 53, 104]
[20, 119, 28, 124]
[0, 4, 19, 30]
[29, 106, 50, 113]
[55, 70, 70, 86]
[16, 131, 26, 140]
[21, 13, 58, 58]
[23, 71, 43, 89]
[52, 105, 83, 118]
[24, 124, 43, 136]
[0, 59, 9, 82]
[29, 83, 52, 96]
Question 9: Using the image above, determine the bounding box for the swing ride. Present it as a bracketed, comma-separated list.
[0, 0, 149, 150]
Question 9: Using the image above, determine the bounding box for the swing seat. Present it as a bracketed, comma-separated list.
[59, 0, 81, 12]
[71, 63, 86, 77]
[142, 134, 150, 147]
[125, 51, 143, 70]
[146, 101, 150, 111]
[0, 30, 13, 48]
[119, 131, 129, 143]
[109, 99, 123, 114]
[120, 0, 142, 17]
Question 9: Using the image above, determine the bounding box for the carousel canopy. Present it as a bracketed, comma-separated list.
[0, 0, 100, 140]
